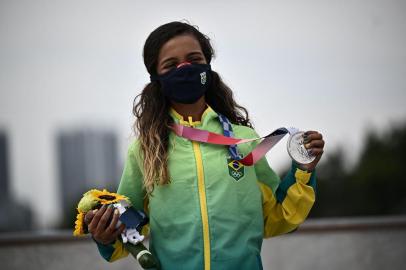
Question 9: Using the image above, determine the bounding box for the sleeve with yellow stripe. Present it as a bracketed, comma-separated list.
[95, 140, 148, 262]
[255, 156, 316, 238]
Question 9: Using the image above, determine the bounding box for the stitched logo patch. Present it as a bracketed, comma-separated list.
[200, 72, 207, 85]
[227, 158, 245, 181]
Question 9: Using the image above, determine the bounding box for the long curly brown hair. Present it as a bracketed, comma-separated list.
[133, 21, 253, 194]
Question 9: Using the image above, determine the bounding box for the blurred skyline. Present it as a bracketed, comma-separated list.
[1, 0, 405, 229]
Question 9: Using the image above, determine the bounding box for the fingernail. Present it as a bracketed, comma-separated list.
[92, 209, 98, 214]
[305, 143, 311, 149]
[114, 209, 119, 215]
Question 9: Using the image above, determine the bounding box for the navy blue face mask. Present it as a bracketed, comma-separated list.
[150, 62, 212, 104]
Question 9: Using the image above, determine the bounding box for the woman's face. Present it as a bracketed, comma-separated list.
[157, 34, 207, 75]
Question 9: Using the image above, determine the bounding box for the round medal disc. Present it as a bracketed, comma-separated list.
[287, 131, 316, 165]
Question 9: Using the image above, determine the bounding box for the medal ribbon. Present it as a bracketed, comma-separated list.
[217, 113, 241, 160]
[171, 123, 298, 166]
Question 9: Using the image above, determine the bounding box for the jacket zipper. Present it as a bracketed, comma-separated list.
[189, 117, 211, 270]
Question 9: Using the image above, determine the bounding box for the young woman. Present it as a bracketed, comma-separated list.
[86, 21, 325, 270]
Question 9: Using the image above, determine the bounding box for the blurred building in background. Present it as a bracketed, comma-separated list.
[57, 129, 120, 228]
[0, 131, 33, 232]
[0, 132, 9, 196]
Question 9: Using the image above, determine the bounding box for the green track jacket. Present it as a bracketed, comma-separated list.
[96, 106, 316, 270]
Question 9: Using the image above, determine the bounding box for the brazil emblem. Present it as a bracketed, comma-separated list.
[227, 158, 245, 181]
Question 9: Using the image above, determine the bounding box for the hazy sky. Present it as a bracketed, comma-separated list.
[1, 0, 405, 229]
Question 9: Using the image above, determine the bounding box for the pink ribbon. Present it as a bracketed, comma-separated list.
[171, 124, 295, 166]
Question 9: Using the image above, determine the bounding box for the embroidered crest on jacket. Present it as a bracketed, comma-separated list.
[227, 158, 245, 181]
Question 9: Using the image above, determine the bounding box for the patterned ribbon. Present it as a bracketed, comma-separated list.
[171, 122, 298, 166]
[217, 113, 241, 160]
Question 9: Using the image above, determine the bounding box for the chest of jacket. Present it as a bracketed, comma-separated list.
[148, 122, 264, 264]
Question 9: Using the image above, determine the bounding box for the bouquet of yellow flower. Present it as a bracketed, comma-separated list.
[73, 189, 159, 269]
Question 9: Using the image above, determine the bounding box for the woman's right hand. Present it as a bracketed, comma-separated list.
[84, 204, 126, 245]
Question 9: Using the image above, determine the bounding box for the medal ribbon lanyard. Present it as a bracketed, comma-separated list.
[217, 113, 241, 160]
[171, 119, 298, 166]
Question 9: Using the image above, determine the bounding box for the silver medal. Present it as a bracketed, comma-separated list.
[287, 131, 315, 165]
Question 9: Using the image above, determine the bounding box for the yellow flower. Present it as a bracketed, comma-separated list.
[77, 189, 129, 212]
[88, 189, 129, 205]
[73, 212, 85, 236]
[74, 188, 130, 236]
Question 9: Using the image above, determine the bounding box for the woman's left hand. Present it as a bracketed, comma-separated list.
[299, 130, 325, 172]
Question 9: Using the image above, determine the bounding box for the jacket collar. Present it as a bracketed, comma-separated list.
[169, 105, 218, 128]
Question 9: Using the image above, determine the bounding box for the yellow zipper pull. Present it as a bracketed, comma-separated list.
[188, 116, 194, 127]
